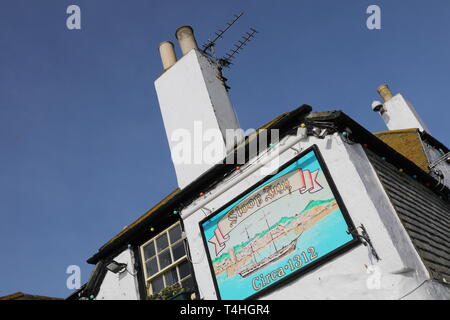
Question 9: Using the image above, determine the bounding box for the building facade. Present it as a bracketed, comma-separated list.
[70, 26, 450, 301]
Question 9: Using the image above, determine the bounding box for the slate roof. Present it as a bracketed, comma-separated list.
[367, 149, 450, 285]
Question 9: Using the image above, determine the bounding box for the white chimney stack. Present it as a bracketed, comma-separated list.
[374, 84, 430, 133]
[155, 26, 242, 189]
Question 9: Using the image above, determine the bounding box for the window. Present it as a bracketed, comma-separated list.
[140, 222, 195, 295]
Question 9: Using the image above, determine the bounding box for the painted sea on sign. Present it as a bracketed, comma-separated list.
[200, 148, 355, 300]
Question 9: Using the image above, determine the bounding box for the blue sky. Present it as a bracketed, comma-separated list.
[1, 0, 449, 298]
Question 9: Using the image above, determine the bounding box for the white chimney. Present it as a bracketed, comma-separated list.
[374, 84, 430, 133]
[155, 26, 242, 189]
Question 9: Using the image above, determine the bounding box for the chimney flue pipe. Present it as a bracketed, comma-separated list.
[159, 41, 177, 71]
[175, 26, 199, 56]
[377, 84, 394, 102]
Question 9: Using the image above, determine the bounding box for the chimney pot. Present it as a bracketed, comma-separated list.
[175, 26, 199, 56]
[377, 84, 394, 102]
[158, 41, 177, 71]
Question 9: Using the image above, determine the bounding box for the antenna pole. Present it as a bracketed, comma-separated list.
[220, 27, 258, 68]
[202, 12, 244, 54]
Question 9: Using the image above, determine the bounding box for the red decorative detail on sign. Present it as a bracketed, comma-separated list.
[209, 225, 229, 255]
[298, 169, 323, 194]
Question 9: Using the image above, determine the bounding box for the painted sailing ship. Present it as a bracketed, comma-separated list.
[238, 214, 302, 278]
[238, 238, 298, 278]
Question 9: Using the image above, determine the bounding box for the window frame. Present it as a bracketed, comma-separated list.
[140, 222, 193, 295]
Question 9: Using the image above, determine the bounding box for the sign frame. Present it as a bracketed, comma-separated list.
[199, 145, 359, 300]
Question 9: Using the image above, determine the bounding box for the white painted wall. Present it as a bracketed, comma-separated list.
[95, 249, 141, 300]
[380, 94, 430, 133]
[155, 49, 241, 189]
[181, 132, 448, 300]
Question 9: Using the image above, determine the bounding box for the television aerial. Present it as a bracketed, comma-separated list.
[202, 12, 259, 69]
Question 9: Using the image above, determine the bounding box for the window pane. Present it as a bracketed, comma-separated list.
[172, 241, 186, 261]
[145, 258, 158, 277]
[181, 276, 194, 292]
[151, 276, 164, 294]
[158, 249, 172, 270]
[164, 268, 179, 287]
[156, 233, 169, 252]
[143, 241, 155, 260]
[169, 224, 182, 244]
[178, 260, 191, 279]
